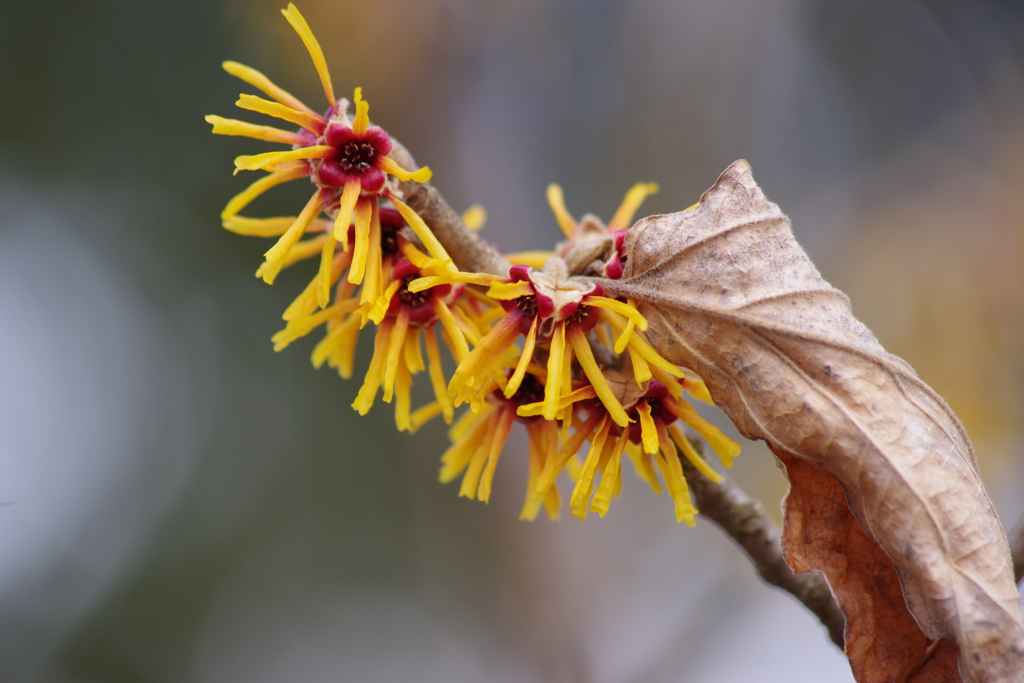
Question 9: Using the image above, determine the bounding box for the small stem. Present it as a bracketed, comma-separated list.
[390, 140, 511, 277]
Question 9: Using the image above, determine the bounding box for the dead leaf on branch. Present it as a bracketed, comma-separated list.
[601, 160, 1024, 683]
[778, 450, 961, 683]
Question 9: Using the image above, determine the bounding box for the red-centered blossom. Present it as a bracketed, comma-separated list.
[351, 252, 481, 431]
[440, 372, 563, 520]
[314, 122, 392, 192]
[206, 3, 446, 307]
[268, 207, 405, 336]
[441, 258, 678, 427]
[546, 182, 659, 278]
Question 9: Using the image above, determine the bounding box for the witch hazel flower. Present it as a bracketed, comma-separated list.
[441, 258, 686, 426]
[269, 207, 408, 352]
[209, 5, 741, 527]
[544, 182, 659, 279]
[440, 371, 569, 520]
[207, 3, 450, 308]
[349, 249, 479, 431]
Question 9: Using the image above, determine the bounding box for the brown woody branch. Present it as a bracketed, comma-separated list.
[390, 138, 846, 650]
[678, 440, 846, 648]
[390, 143, 511, 277]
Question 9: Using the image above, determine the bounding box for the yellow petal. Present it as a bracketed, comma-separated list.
[409, 272, 498, 292]
[546, 184, 577, 238]
[602, 309, 685, 379]
[664, 396, 741, 468]
[369, 279, 401, 324]
[271, 298, 360, 351]
[403, 326, 425, 373]
[670, 424, 724, 483]
[519, 422, 547, 521]
[504, 316, 537, 398]
[587, 296, 648, 332]
[636, 401, 660, 455]
[263, 189, 325, 263]
[656, 422, 698, 525]
[567, 327, 631, 427]
[683, 375, 715, 405]
[461, 204, 487, 231]
[631, 350, 653, 385]
[505, 250, 554, 269]
[388, 194, 453, 268]
[284, 248, 352, 320]
[223, 215, 298, 237]
[625, 443, 663, 494]
[613, 316, 635, 355]
[352, 319, 392, 414]
[590, 429, 630, 517]
[409, 402, 444, 433]
[536, 410, 603, 495]
[351, 87, 369, 136]
[459, 422, 496, 499]
[313, 310, 362, 379]
[347, 192, 373, 283]
[316, 234, 337, 308]
[222, 60, 314, 115]
[477, 406, 515, 503]
[382, 307, 410, 403]
[206, 115, 305, 145]
[448, 312, 523, 403]
[257, 233, 327, 285]
[570, 416, 611, 520]
[542, 323, 567, 421]
[440, 409, 493, 483]
[221, 167, 307, 220]
[486, 280, 535, 300]
[379, 155, 433, 183]
[394, 361, 412, 431]
[449, 402, 484, 443]
[650, 435, 697, 526]
[359, 201, 384, 308]
[399, 240, 437, 269]
[234, 146, 332, 173]
[235, 93, 325, 133]
[607, 182, 659, 233]
[424, 330, 454, 424]
[281, 3, 335, 106]
[434, 299, 469, 362]
[543, 482, 562, 521]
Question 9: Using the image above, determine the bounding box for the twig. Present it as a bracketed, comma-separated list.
[679, 440, 846, 648]
[389, 138, 846, 650]
[391, 142, 511, 277]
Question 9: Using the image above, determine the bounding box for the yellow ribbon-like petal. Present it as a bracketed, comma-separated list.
[281, 3, 335, 106]
[222, 60, 314, 115]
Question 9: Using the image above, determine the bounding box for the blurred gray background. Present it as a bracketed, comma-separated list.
[3, 1, 1024, 681]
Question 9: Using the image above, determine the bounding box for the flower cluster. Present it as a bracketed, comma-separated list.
[208, 4, 740, 525]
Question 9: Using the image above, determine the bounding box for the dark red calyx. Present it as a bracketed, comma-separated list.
[508, 265, 532, 282]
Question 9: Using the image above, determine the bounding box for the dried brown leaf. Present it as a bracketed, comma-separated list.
[778, 450, 962, 682]
[603, 160, 1024, 683]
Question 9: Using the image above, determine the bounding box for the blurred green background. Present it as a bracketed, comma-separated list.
[3, 1, 1024, 681]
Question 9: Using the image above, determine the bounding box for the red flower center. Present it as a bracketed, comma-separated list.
[498, 372, 547, 422]
[625, 382, 678, 444]
[340, 141, 377, 174]
[313, 122, 393, 192]
[398, 275, 433, 310]
[379, 208, 403, 256]
[386, 257, 452, 326]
